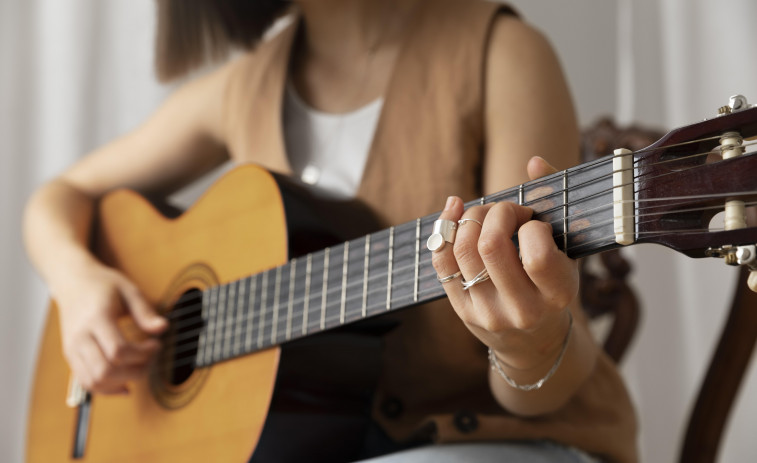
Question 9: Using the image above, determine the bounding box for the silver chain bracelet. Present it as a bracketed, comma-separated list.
[488, 312, 574, 392]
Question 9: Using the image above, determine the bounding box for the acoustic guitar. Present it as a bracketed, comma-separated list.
[27, 103, 757, 462]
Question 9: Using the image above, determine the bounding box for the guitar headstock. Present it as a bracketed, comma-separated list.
[631, 98, 757, 260]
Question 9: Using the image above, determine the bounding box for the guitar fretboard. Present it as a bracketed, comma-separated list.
[194, 154, 621, 368]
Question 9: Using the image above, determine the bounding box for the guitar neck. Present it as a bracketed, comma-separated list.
[194, 156, 621, 367]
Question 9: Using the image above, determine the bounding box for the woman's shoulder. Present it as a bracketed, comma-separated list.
[487, 13, 564, 85]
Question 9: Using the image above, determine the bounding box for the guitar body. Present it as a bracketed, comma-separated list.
[28, 165, 288, 462]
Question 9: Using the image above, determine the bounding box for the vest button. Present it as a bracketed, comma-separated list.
[380, 397, 404, 419]
[453, 410, 478, 433]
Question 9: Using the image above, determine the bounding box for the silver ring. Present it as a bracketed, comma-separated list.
[458, 218, 482, 227]
[462, 268, 490, 290]
[437, 271, 462, 283]
[426, 219, 457, 252]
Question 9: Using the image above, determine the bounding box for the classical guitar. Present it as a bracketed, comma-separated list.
[27, 102, 757, 462]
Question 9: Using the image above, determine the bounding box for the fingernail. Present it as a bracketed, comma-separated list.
[444, 196, 455, 211]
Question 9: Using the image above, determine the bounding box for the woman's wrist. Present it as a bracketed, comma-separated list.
[488, 307, 573, 372]
[46, 246, 102, 300]
[489, 311, 573, 391]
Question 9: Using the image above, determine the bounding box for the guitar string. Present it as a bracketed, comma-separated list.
[163, 135, 757, 321]
[157, 210, 757, 372]
[173, 189, 757, 341]
[162, 186, 757, 332]
[489, 137, 754, 208]
[158, 197, 757, 368]
[157, 274, 459, 372]
[161, 161, 757, 325]
[147, 134, 757, 367]
[162, 171, 757, 328]
[158, 162, 756, 370]
[462, 135, 752, 215]
[160, 137, 754, 317]
[482, 139, 756, 219]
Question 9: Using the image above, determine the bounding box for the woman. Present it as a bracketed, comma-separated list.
[23, 0, 636, 461]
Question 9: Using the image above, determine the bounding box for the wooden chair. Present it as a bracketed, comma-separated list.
[580, 118, 757, 463]
[679, 267, 757, 463]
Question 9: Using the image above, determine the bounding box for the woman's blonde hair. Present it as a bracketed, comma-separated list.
[155, 0, 290, 81]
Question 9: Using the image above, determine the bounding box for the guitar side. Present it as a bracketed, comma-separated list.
[26, 165, 287, 462]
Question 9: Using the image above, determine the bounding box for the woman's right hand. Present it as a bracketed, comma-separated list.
[23, 60, 232, 394]
[52, 258, 168, 395]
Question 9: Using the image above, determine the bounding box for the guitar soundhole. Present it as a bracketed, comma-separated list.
[164, 288, 203, 386]
[150, 264, 215, 410]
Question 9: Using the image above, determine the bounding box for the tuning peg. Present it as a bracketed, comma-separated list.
[715, 95, 755, 117]
[748, 271, 757, 293]
[733, 245, 757, 293]
[707, 245, 757, 292]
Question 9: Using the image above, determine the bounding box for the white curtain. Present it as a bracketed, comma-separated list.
[1, 1, 171, 461]
[2, 1, 755, 461]
[618, 1, 757, 461]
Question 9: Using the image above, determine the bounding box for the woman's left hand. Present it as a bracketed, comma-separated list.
[430, 157, 578, 372]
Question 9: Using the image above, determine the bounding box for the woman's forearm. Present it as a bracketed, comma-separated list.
[23, 178, 101, 296]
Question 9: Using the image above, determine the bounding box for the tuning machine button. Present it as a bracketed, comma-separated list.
[716, 94, 756, 117]
[708, 245, 757, 292]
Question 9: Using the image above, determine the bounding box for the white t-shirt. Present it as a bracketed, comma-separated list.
[283, 80, 383, 198]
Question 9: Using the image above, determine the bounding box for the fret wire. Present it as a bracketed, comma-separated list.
[340, 242, 349, 324]
[234, 277, 246, 355]
[563, 170, 569, 253]
[257, 270, 268, 349]
[321, 247, 330, 330]
[217, 280, 242, 359]
[223, 280, 236, 359]
[197, 291, 209, 366]
[214, 286, 225, 362]
[303, 254, 311, 336]
[272, 266, 282, 345]
[386, 227, 394, 310]
[286, 258, 296, 341]
[205, 287, 217, 365]
[414, 218, 420, 303]
[363, 234, 370, 318]
[245, 274, 257, 352]
[518, 183, 524, 205]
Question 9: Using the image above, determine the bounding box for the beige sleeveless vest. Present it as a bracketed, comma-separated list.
[222, 1, 637, 461]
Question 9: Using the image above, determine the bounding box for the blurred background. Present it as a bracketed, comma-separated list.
[2, 0, 756, 461]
